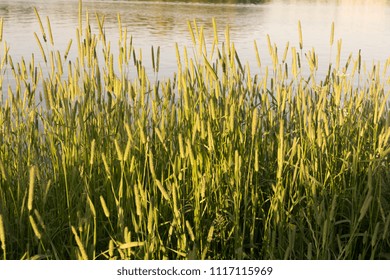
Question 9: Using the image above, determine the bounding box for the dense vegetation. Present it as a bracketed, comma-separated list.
[0, 3, 389, 260]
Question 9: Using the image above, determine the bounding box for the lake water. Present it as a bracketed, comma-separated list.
[1, 0, 390, 81]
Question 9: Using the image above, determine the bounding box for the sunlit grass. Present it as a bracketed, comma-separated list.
[0, 2, 389, 260]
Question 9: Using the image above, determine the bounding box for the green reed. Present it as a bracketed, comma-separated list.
[0, 1, 389, 260]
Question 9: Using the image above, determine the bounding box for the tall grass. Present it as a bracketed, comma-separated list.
[0, 2, 389, 260]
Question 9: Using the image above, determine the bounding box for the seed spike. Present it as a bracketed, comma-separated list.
[34, 8, 46, 42]
[298, 20, 303, 50]
[330, 21, 335, 46]
[47, 16, 54, 46]
[100, 196, 110, 218]
[0, 18, 3, 42]
[27, 166, 36, 212]
[0, 214, 5, 256]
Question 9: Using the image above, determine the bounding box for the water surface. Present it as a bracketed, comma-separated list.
[0, 0, 390, 80]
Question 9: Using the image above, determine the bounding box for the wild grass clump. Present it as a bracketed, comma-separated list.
[0, 3, 389, 260]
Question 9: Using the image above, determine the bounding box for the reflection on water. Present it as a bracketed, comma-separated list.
[110, 0, 271, 5]
[0, 0, 390, 80]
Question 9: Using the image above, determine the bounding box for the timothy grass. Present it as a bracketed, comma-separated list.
[0, 2, 389, 260]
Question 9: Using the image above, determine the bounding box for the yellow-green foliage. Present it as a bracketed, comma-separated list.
[0, 2, 389, 260]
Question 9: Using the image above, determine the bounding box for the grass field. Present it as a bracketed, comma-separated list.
[0, 2, 389, 260]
